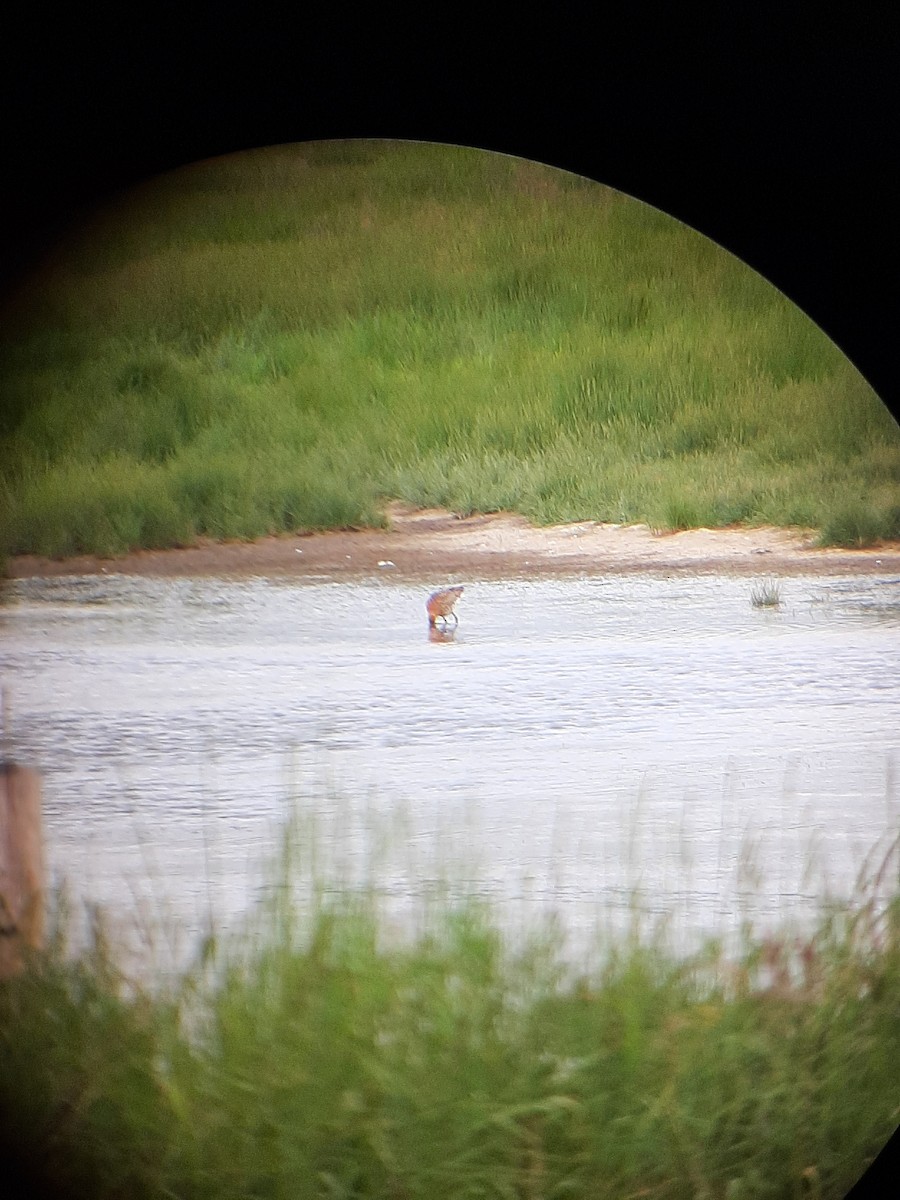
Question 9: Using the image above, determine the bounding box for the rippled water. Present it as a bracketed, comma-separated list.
[2, 570, 899, 960]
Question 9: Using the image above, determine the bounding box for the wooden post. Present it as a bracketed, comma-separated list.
[0, 762, 45, 979]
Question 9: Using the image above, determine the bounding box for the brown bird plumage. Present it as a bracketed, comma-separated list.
[426, 586, 464, 628]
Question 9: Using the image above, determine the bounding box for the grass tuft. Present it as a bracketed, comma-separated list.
[751, 578, 782, 608]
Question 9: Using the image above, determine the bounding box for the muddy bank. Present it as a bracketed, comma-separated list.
[8, 505, 900, 580]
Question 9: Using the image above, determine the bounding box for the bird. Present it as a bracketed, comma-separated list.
[426, 585, 464, 628]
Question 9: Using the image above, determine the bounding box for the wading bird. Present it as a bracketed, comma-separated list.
[426, 585, 464, 629]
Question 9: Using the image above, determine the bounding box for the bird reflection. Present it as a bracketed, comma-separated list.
[428, 624, 457, 644]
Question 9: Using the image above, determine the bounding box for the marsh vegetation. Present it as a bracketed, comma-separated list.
[1, 141, 897, 560]
[2, 811, 898, 1200]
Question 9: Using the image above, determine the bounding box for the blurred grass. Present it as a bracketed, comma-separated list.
[1, 140, 898, 557]
[2, 808, 898, 1200]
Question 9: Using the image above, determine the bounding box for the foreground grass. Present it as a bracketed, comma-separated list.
[2, 827, 898, 1200]
[1, 140, 898, 558]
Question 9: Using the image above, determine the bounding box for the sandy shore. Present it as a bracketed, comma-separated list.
[8, 504, 900, 581]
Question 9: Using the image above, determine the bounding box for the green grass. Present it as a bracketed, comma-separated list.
[750, 578, 782, 608]
[1, 140, 898, 557]
[2, 811, 899, 1200]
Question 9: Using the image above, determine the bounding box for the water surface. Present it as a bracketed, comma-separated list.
[2, 570, 899, 960]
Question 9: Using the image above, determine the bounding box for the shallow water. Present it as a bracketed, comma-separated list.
[2, 570, 899, 961]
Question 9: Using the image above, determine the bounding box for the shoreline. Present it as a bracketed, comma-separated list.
[7, 505, 900, 581]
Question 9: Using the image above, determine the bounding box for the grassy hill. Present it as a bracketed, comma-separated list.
[1, 139, 897, 558]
